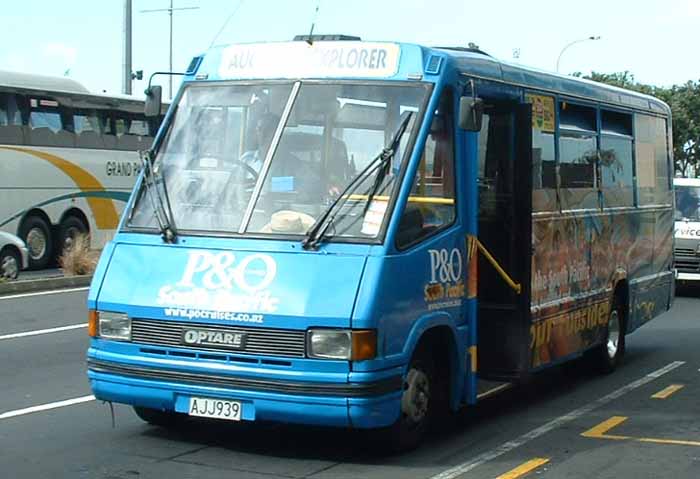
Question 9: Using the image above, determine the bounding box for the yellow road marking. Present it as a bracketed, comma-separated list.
[495, 458, 549, 479]
[582, 416, 630, 440]
[651, 384, 684, 399]
[583, 416, 700, 447]
[638, 437, 700, 447]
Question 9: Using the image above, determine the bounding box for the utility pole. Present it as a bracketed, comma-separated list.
[122, 0, 132, 94]
[141, 0, 199, 99]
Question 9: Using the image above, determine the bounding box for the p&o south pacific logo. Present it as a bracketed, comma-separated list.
[157, 251, 280, 313]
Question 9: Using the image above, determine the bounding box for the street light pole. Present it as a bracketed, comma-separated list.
[122, 0, 132, 94]
[556, 36, 601, 73]
[141, 1, 199, 99]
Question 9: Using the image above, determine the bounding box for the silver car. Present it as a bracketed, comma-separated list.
[0, 231, 29, 280]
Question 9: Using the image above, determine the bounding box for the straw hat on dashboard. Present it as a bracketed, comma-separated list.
[260, 210, 316, 234]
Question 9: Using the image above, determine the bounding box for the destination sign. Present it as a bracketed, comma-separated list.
[218, 42, 401, 79]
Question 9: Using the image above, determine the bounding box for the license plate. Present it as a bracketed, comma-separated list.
[188, 397, 242, 421]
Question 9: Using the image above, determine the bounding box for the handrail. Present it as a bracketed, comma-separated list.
[348, 194, 454, 205]
[468, 234, 522, 295]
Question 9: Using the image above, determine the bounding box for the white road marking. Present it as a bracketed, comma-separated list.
[0, 323, 86, 340]
[0, 286, 89, 301]
[0, 395, 95, 420]
[430, 361, 686, 479]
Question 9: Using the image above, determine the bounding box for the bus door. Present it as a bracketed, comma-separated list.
[475, 100, 533, 380]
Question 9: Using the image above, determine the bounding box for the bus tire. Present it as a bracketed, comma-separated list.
[381, 349, 437, 452]
[133, 406, 183, 428]
[0, 246, 21, 280]
[590, 295, 626, 374]
[19, 215, 53, 270]
[58, 215, 88, 256]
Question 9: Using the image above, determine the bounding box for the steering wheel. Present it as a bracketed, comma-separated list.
[228, 159, 259, 185]
[221, 159, 261, 210]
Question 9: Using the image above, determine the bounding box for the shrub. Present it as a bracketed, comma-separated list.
[59, 234, 99, 276]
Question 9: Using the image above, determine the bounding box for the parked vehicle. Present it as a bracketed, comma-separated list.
[0, 70, 168, 270]
[673, 177, 700, 284]
[0, 231, 29, 280]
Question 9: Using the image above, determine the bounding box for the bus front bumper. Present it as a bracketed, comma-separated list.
[86, 354, 403, 429]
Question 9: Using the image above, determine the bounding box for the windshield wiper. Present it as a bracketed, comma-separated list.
[139, 149, 178, 243]
[302, 112, 413, 250]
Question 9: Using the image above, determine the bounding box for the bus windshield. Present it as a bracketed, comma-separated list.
[128, 81, 430, 240]
[675, 184, 700, 221]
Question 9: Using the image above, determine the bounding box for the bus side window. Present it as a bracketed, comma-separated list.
[525, 94, 557, 211]
[636, 114, 671, 206]
[0, 93, 25, 145]
[28, 97, 75, 147]
[74, 109, 104, 149]
[0, 93, 8, 126]
[396, 89, 456, 249]
[600, 110, 634, 207]
[558, 102, 598, 210]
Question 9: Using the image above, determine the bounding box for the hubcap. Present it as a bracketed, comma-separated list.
[1, 255, 18, 279]
[607, 310, 621, 359]
[26, 227, 47, 261]
[63, 226, 81, 252]
[401, 368, 430, 424]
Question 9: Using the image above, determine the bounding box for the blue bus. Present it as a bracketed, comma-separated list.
[86, 36, 674, 450]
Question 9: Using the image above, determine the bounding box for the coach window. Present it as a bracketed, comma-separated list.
[600, 110, 634, 207]
[396, 89, 456, 249]
[526, 94, 557, 211]
[635, 114, 671, 205]
[74, 109, 101, 134]
[28, 98, 75, 147]
[74, 109, 104, 149]
[29, 98, 62, 133]
[0, 93, 24, 145]
[0, 93, 8, 125]
[558, 102, 598, 210]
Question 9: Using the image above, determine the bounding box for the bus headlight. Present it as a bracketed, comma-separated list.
[307, 329, 376, 360]
[98, 311, 132, 341]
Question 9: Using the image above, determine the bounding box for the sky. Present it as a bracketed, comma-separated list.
[2, 0, 699, 99]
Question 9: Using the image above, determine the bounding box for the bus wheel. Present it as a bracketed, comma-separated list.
[382, 351, 436, 452]
[0, 247, 21, 280]
[19, 216, 53, 270]
[59, 216, 88, 256]
[590, 296, 626, 374]
[133, 406, 183, 428]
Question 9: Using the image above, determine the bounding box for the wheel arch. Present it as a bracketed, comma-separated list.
[17, 208, 53, 236]
[403, 314, 464, 411]
[0, 243, 22, 260]
[0, 243, 23, 278]
[611, 273, 630, 334]
[59, 207, 91, 234]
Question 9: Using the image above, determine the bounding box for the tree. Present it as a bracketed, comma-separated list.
[574, 71, 700, 176]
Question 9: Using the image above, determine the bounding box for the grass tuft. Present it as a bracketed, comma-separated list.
[59, 234, 99, 276]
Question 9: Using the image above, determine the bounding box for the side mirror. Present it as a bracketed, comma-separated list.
[144, 85, 162, 117]
[459, 97, 484, 132]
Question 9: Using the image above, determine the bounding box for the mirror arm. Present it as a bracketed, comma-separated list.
[144, 71, 186, 96]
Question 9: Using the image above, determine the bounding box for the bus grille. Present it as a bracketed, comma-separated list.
[130, 319, 306, 358]
[674, 248, 700, 272]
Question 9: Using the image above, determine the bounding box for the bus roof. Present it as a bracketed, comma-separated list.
[194, 40, 670, 116]
[0, 69, 167, 112]
[434, 47, 671, 116]
[0, 69, 91, 95]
